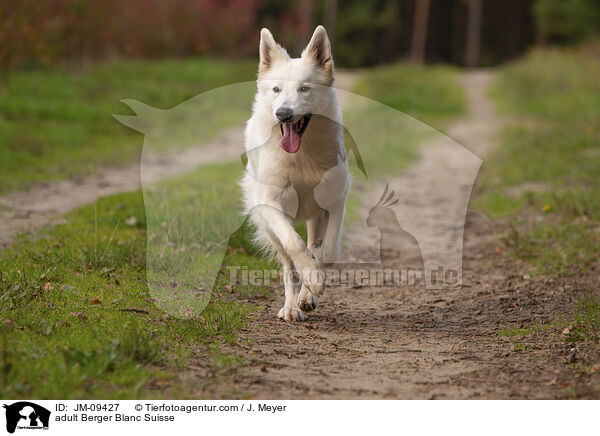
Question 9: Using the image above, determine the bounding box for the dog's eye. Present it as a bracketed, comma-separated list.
[299, 85, 310, 93]
[273, 86, 280, 93]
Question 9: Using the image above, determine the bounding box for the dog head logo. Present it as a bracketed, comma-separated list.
[3, 402, 50, 434]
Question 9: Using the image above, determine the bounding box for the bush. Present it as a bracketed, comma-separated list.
[533, 0, 600, 43]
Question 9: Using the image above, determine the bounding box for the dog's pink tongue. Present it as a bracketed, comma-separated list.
[279, 122, 301, 153]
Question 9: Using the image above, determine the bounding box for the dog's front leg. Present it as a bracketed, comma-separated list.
[318, 201, 346, 265]
[254, 204, 326, 295]
[277, 248, 304, 322]
[298, 201, 343, 312]
[313, 155, 350, 265]
[252, 208, 305, 321]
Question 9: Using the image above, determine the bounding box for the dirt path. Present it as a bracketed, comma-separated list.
[195, 71, 594, 399]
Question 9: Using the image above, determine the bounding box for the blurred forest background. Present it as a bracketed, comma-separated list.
[2, 0, 599, 76]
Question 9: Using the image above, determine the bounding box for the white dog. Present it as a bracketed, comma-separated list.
[241, 25, 350, 321]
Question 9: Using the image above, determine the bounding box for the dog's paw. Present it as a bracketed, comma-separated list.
[297, 284, 319, 312]
[277, 306, 305, 322]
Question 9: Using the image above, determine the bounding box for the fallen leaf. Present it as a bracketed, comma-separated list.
[70, 311, 88, 320]
[125, 215, 138, 226]
[39, 320, 52, 335]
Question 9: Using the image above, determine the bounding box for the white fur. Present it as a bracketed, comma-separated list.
[241, 26, 350, 321]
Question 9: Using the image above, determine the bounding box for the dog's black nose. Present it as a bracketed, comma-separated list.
[276, 107, 293, 122]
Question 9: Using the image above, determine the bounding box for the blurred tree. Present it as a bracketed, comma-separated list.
[334, 0, 401, 67]
[533, 0, 600, 44]
[1, 0, 587, 73]
[0, 0, 61, 84]
[0, 0, 261, 77]
[410, 0, 431, 63]
[323, 0, 339, 45]
[464, 0, 482, 67]
[297, 0, 315, 53]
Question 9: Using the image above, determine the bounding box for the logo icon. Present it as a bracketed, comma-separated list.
[3, 402, 50, 434]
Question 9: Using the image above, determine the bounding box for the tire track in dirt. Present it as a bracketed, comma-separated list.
[193, 71, 592, 399]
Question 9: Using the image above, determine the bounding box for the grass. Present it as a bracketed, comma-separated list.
[0, 161, 275, 398]
[343, 63, 465, 223]
[486, 44, 600, 375]
[499, 320, 565, 354]
[562, 297, 600, 343]
[353, 63, 465, 127]
[0, 58, 256, 194]
[497, 298, 600, 382]
[477, 43, 600, 275]
[499, 320, 564, 338]
[513, 342, 528, 351]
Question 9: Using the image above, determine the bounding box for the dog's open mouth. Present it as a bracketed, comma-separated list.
[279, 114, 312, 154]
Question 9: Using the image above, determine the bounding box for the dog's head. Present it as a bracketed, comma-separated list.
[256, 25, 335, 153]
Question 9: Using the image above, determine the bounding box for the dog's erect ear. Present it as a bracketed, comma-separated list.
[259, 28, 288, 75]
[302, 25, 333, 76]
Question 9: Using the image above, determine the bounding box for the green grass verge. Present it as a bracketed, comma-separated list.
[499, 320, 564, 337]
[484, 44, 600, 362]
[0, 58, 256, 194]
[562, 297, 600, 343]
[477, 43, 600, 275]
[0, 161, 275, 399]
[353, 63, 465, 127]
[498, 297, 600, 366]
[344, 63, 465, 223]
